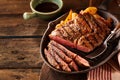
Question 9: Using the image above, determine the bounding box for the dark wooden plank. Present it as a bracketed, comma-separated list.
[40, 63, 87, 80]
[0, 38, 43, 68]
[0, 0, 31, 14]
[0, 15, 48, 36]
[0, 69, 40, 80]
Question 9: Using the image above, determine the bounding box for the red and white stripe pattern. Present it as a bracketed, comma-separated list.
[87, 63, 112, 80]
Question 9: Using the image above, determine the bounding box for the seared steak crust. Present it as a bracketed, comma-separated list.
[49, 12, 111, 52]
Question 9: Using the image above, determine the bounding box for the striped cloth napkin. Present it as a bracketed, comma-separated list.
[87, 52, 120, 80]
[87, 63, 112, 80]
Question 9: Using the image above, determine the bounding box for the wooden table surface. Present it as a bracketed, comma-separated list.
[0, 0, 119, 80]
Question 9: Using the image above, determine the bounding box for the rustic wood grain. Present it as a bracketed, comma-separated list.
[0, 15, 48, 36]
[0, 0, 119, 80]
[40, 64, 87, 80]
[0, 69, 40, 80]
[0, 38, 43, 68]
[0, 0, 31, 14]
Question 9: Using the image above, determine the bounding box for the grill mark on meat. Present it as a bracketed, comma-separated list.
[88, 13, 103, 33]
[62, 27, 71, 40]
[74, 15, 89, 35]
[74, 55, 90, 67]
[72, 24, 83, 45]
[49, 47, 71, 72]
[79, 13, 93, 33]
[50, 40, 77, 59]
[86, 33, 98, 47]
[87, 13, 100, 33]
[97, 32, 104, 40]
[84, 13, 108, 46]
[44, 49, 60, 70]
[56, 29, 65, 38]
[84, 34, 94, 48]
[83, 40, 93, 51]
[89, 14, 109, 38]
[53, 29, 63, 37]
[96, 17, 107, 26]
[77, 36, 86, 47]
[59, 27, 70, 39]
[63, 26, 74, 41]
[74, 19, 83, 35]
[96, 16, 112, 30]
[76, 18, 86, 34]
[94, 16, 110, 36]
[82, 13, 98, 33]
[74, 35, 82, 46]
[48, 43, 72, 63]
[78, 14, 92, 34]
[96, 16, 109, 27]
[66, 20, 76, 34]
[90, 14, 105, 31]
[94, 33, 103, 45]
[74, 15, 91, 46]
[68, 25, 76, 34]
[66, 19, 83, 40]
[92, 33, 98, 43]
[77, 36, 93, 51]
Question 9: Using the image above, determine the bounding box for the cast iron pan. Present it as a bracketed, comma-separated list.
[40, 0, 120, 74]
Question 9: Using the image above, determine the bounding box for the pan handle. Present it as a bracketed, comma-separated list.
[98, 0, 113, 11]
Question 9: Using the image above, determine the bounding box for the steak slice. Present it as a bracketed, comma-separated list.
[48, 43, 72, 63]
[75, 55, 90, 67]
[48, 47, 71, 72]
[50, 40, 77, 59]
[49, 12, 111, 52]
[49, 40, 90, 67]
[44, 49, 60, 70]
[48, 41, 79, 71]
[69, 61, 79, 71]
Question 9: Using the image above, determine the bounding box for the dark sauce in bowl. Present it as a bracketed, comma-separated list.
[35, 2, 59, 12]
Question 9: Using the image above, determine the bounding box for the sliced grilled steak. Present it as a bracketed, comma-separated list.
[69, 61, 79, 71]
[49, 40, 90, 67]
[44, 49, 60, 70]
[50, 40, 77, 59]
[48, 43, 72, 63]
[48, 47, 71, 72]
[49, 12, 111, 52]
[49, 41, 79, 71]
[75, 55, 90, 67]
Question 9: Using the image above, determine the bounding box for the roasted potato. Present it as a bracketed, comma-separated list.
[84, 7, 97, 15]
